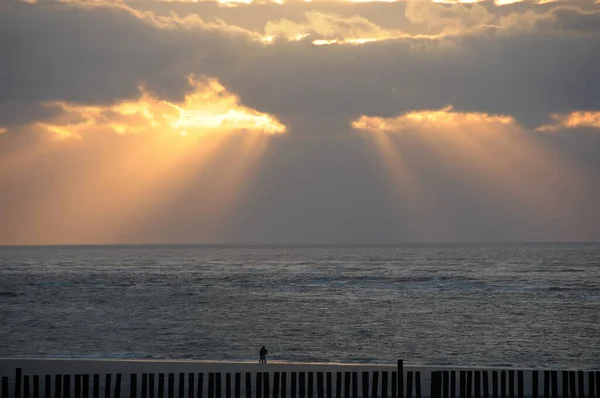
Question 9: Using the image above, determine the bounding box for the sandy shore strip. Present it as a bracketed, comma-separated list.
[0, 359, 595, 398]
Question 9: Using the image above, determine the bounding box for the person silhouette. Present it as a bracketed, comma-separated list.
[259, 346, 268, 363]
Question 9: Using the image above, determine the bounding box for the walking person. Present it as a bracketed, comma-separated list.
[259, 345, 268, 363]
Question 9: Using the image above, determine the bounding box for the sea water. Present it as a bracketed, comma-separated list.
[1, 244, 599, 369]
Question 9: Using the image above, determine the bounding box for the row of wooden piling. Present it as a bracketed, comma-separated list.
[429, 370, 600, 398]
[3, 362, 600, 398]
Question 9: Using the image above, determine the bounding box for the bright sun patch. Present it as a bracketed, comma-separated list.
[37, 77, 286, 140]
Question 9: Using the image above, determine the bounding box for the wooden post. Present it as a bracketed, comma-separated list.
[245, 374, 251, 398]
[47, 375, 54, 398]
[257, 373, 264, 398]
[398, 361, 404, 398]
[382, 372, 388, 398]
[198, 374, 204, 398]
[326, 373, 332, 398]
[226, 374, 232, 398]
[81, 375, 89, 398]
[596, 372, 600, 398]
[508, 371, 514, 398]
[467, 372, 473, 398]
[74, 375, 80, 398]
[491, 372, 497, 398]
[405, 372, 412, 398]
[273, 373, 280, 398]
[189, 374, 195, 398]
[159, 374, 165, 398]
[131, 374, 138, 398]
[391, 373, 397, 398]
[105, 374, 112, 398]
[15, 368, 23, 398]
[588, 372, 594, 398]
[316, 373, 323, 398]
[361, 373, 369, 398]
[180, 374, 185, 398]
[290, 373, 296, 398]
[168, 374, 175, 398]
[2, 377, 9, 398]
[216, 374, 222, 398]
[24, 375, 30, 398]
[473, 373, 480, 398]
[577, 372, 584, 398]
[299, 374, 305, 398]
[569, 372, 576, 398]
[209, 374, 215, 398]
[415, 373, 420, 398]
[141, 374, 147, 398]
[281, 374, 287, 398]
[335, 374, 342, 398]
[460, 372, 466, 398]
[343, 373, 350, 398]
[451, 372, 456, 398]
[482, 372, 489, 398]
[114, 374, 121, 398]
[550, 372, 557, 398]
[441, 370, 450, 398]
[351, 373, 357, 398]
[307, 374, 313, 398]
[32, 375, 39, 398]
[532, 371, 538, 398]
[500, 372, 505, 398]
[545, 372, 551, 398]
[234, 374, 240, 398]
[372, 372, 379, 398]
[517, 372, 523, 398]
[264, 373, 270, 398]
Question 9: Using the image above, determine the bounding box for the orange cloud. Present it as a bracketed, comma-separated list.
[536, 111, 600, 132]
[36, 77, 285, 140]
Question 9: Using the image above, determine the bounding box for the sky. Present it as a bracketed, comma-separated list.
[1, 0, 600, 245]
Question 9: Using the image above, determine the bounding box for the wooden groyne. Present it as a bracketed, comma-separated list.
[1, 360, 599, 398]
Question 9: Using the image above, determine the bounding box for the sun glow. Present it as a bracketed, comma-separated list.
[0, 77, 284, 245]
[352, 107, 584, 238]
[537, 111, 600, 132]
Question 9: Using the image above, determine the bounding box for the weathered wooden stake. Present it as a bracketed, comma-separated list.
[474, 372, 480, 398]
[105, 374, 112, 398]
[141, 374, 147, 398]
[545, 371, 551, 398]
[16, 368, 23, 398]
[588, 372, 594, 398]
[114, 374, 121, 398]
[351, 373, 357, 398]
[245, 373, 251, 398]
[74, 375, 80, 398]
[443, 371, 449, 398]
[361, 373, 369, 398]
[290, 373, 296, 398]
[391, 373, 397, 398]
[326, 373, 332, 398]
[517, 372, 523, 398]
[2, 376, 9, 398]
[531, 371, 538, 398]
[316, 373, 323, 398]
[226, 374, 231, 398]
[47, 375, 53, 398]
[414, 372, 420, 398]
[158, 374, 165, 398]
[398, 361, 404, 398]
[208, 374, 215, 398]
[281, 373, 287, 398]
[24, 375, 30, 398]
[382, 372, 388, 398]
[168, 374, 175, 398]
[299, 373, 305, 398]
[467, 372, 473, 398]
[405, 372, 412, 398]
[500, 372, 505, 398]
[451, 372, 457, 398]
[307, 374, 313, 398]
[372, 372, 379, 398]
[189, 374, 195, 398]
[508, 371, 514, 398]
[550, 372, 557, 398]
[263, 373, 269, 398]
[83, 375, 90, 398]
[577, 371, 584, 398]
[491, 372, 497, 398]
[273, 373, 280, 398]
[569, 372, 576, 398]
[198, 374, 203, 398]
[482, 371, 489, 398]
[32, 375, 39, 398]
[460, 372, 466, 398]
[131, 374, 138, 398]
[216, 373, 222, 398]
[336, 373, 342, 398]
[343, 373, 349, 398]
[234, 373, 241, 398]
[179, 374, 185, 398]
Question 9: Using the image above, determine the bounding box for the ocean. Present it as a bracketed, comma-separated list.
[0, 244, 599, 369]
